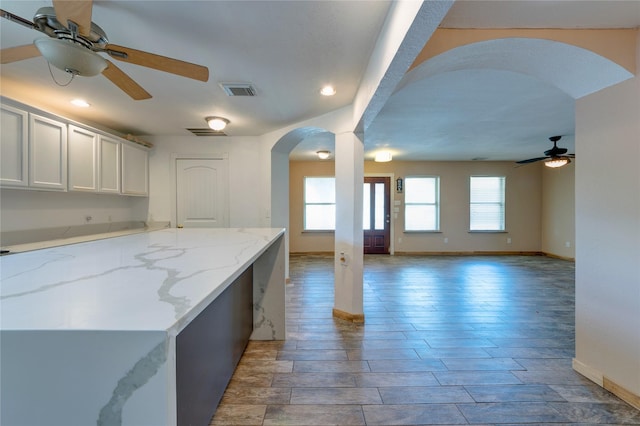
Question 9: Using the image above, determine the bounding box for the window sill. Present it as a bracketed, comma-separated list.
[404, 230, 442, 234]
[302, 230, 335, 234]
[468, 230, 507, 233]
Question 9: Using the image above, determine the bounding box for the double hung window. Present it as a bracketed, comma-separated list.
[469, 176, 505, 231]
[404, 176, 440, 231]
[304, 177, 335, 230]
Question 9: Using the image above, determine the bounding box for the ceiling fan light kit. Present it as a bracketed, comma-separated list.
[544, 157, 571, 168]
[35, 38, 107, 76]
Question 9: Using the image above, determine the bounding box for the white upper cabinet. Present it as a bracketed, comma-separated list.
[121, 143, 148, 196]
[68, 125, 98, 192]
[0, 99, 149, 196]
[99, 135, 121, 194]
[0, 104, 29, 187]
[29, 113, 67, 191]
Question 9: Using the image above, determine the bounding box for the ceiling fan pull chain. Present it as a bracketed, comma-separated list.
[47, 61, 75, 87]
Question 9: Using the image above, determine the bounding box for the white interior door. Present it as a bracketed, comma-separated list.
[176, 158, 229, 228]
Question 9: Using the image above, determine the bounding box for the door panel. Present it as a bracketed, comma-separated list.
[363, 177, 390, 254]
[176, 158, 229, 228]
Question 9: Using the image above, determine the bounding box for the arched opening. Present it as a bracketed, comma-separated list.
[270, 126, 335, 280]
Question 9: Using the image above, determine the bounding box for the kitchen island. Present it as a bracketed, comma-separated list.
[0, 227, 286, 426]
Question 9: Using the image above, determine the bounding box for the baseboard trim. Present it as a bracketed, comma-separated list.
[572, 358, 603, 386]
[543, 252, 575, 261]
[604, 377, 640, 410]
[332, 308, 365, 324]
[394, 251, 544, 256]
[573, 358, 640, 410]
[290, 252, 334, 256]
[290, 251, 575, 259]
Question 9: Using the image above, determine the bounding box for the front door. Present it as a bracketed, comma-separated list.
[363, 177, 390, 254]
[176, 158, 229, 228]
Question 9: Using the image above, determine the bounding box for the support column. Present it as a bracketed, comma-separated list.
[333, 132, 364, 323]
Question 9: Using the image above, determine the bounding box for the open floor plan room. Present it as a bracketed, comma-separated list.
[212, 254, 640, 425]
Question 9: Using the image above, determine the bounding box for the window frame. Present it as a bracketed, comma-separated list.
[403, 175, 440, 232]
[469, 175, 506, 232]
[303, 176, 336, 231]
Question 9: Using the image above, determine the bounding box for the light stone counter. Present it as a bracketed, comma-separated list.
[0, 227, 286, 426]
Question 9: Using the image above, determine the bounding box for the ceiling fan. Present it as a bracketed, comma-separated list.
[0, 0, 209, 100]
[516, 136, 575, 168]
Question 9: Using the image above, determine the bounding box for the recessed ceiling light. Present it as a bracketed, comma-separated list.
[320, 85, 336, 96]
[70, 99, 90, 107]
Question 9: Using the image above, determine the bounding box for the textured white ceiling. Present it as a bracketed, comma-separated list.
[1, 1, 638, 163]
[290, 1, 639, 161]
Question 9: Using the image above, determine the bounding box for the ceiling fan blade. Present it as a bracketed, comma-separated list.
[102, 60, 152, 100]
[516, 157, 549, 164]
[106, 44, 209, 82]
[53, 0, 93, 36]
[1, 44, 41, 64]
[1, 8, 38, 30]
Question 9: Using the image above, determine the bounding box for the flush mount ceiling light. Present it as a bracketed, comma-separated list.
[316, 150, 331, 160]
[320, 85, 336, 96]
[70, 99, 90, 107]
[205, 116, 230, 131]
[374, 151, 392, 162]
[35, 38, 107, 77]
[544, 157, 571, 168]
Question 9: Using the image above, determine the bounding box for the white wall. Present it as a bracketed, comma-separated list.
[146, 135, 268, 228]
[541, 162, 575, 259]
[574, 69, 640, 397]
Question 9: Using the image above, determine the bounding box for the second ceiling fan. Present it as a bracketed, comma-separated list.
[516, 136, 575, 168]
[1, 0, 209, 100]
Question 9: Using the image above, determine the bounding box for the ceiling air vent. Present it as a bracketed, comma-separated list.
[187, 128, 227, 136]
[220, 83, 256, 97]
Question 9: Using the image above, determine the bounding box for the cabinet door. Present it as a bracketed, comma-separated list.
[99, 135, 121, 193]
[29, 114, 67, 191]
[68, 125, 98, 192]
[0, 104, 29, 187]
[121, 143, 148, 196]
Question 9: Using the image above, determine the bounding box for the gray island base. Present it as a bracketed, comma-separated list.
[0, 228, 286, 426]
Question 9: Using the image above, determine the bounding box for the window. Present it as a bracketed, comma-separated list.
[469, 176, 505, 231]
[404, 176, 440, 231]
[304, 177, 335, 230]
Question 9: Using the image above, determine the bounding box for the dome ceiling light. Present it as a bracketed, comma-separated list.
[205, 116, 230, 131]
[374, 151, 392, 162]
[320, 85, 336, 96]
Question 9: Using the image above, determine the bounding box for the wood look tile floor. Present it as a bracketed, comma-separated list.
[211, 254, 640, 425]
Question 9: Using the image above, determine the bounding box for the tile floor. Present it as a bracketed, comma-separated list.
[211, 254, 640, 425]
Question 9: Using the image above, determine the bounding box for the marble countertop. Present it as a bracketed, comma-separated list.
[0, 227, 285, 333]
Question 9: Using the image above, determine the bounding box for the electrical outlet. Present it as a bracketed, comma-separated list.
[565, 241, 571, 248]
[507, 237, 512, 244]
[398, 237, 402, 244]
[444, 237, 448, 244]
